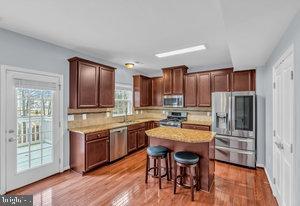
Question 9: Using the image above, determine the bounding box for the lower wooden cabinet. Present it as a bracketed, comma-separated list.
[70, 130, 109, 174]
[86, 137, 109, 171]
[127, 123, 146, 153]
[182, 123, 210, 131]
[137, 128, 146, 148]
[127, 130, 138, 153]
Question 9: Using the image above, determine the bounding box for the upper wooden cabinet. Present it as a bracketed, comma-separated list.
[69, 57, 116, 109]
[162, 66, 188, 95]
[197, 72, 211, 107]
[211, 68, 233, 92]
[99, 66, 115, 107]
[133, 75, 152, 107]
[184, 73, 197, 107]
[77, 61, 99, 108]
[152, 77, 163, 106]
[231, 70, 256, 91]
[184, 72, 211, 107]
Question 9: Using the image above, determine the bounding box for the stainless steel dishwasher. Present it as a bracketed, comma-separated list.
[109, 127, 128, 162]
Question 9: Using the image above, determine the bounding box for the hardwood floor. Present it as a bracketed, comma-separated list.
[8, 149, 278, 206]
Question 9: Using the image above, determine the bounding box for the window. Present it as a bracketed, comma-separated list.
[112, 84, 133, 117]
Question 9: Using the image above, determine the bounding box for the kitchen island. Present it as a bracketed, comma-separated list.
[146, 127, 215, 192]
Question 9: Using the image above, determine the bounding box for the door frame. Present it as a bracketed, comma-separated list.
[0, 65, 64, 194]
[272, 45, 295, 205]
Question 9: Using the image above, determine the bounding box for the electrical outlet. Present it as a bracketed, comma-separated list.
[141, 110, 143, 114]
[106, 112, 110, 118]
[68, 115, 74, 121]
[82, 114, 87, 120]
[135, 110, 139, 115]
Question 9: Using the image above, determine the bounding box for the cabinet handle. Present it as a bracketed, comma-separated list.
[106, 140, 109, 143]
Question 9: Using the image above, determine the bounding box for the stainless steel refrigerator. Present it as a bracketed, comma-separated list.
[212, 91, 256, 168]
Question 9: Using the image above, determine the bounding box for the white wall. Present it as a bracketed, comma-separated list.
[260, 10, 300, 204]
[0, 28, 137, 169]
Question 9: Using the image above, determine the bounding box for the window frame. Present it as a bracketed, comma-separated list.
[112, 83, 133, 117]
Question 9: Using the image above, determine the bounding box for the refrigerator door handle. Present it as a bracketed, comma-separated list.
[228, 96, 232, 132]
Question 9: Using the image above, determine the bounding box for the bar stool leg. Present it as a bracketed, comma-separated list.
[165, 156, 170, 181]
[169, 152, 172, 180]
[196, 165, 200, 191]
[173, 161, 177, 194]
[158, 157, 162, 189]
[145, 154, 149, 183]
[154, 159, 157, 176]
[190, 166, 194, 201]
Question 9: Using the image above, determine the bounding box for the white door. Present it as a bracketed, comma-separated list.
[273, 48, 294, 206]
[5, 69, 61, 192]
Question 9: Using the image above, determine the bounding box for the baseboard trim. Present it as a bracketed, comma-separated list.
[264, 167, 275, 196]
[256, 163, 264, 168]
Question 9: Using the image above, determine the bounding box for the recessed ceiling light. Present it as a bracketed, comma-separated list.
[125, 63, 134, 69]
[155, 44, 206, 58]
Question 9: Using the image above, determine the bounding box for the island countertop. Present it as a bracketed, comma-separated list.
[145, 127, 216, 143]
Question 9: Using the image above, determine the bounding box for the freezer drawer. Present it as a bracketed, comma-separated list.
[215, 135, 255, 151]
[215, 146, 256, 168]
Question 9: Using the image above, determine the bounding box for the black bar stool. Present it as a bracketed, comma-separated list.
[173, 151, 200, 201]
[145, 145, 171, 189]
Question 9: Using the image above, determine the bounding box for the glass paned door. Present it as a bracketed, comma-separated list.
[16, 88, 54, 173]
[5, 69, 61, 192]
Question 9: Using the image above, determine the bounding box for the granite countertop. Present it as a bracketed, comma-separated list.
[145, 127, 215, 143]
[182, 120, 211, 126]
[69, 118, 162, 134]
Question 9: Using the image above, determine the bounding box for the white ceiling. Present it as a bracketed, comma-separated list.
[219, 0, 300, 70]
[0, 0, 299, 73]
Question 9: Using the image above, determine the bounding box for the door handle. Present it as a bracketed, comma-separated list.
[275, 142, 284, 150]
[8, 137, 17, 142]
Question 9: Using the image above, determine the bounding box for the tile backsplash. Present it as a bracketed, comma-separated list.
[68, 108, 211, 129]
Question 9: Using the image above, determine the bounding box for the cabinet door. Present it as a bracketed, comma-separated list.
[141, 77, 149, 107]
[211, 69, 232, 92]
[152, 77, 163, 106]
[78, 62, 99, 108]
[172, 68, 186, 94]
[197, 72, 211, 106]
[85, 137, 109, 171]
[137, 128, 146, 148]
[163, 69, 173, 95]
[184, 74, 197, 107]
[99, 67, 115, 107]
[231, 70, 255, 91]
[127, 130, 138, 153]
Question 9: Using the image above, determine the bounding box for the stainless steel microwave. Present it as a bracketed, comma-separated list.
[163, 95, 184, 107]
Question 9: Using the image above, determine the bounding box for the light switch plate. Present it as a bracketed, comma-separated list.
[106, 112, 110, 118]
[68, 115, 74, 121]
[135, 110, 139, 115]
[82, 114, 87, 120]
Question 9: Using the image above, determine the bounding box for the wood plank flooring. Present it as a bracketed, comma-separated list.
[8, 149, 278, 206]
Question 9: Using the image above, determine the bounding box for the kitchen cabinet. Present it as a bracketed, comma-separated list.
[127, 123, 146, 153]
[69, 57, 115, 109]
[151, 77, 163, 106]
[70, 130, 109, 174]
[162, 66, 188, 95]
[197, 72, 211, 107]
[133, 75, 152, 107]
[163, 68, 173, 95]
[99, 66, 115, 107]
[231, 70, 256, 91]
[184, 73, 197, 107]
[182, 124, 210, 131]
[127, 130, 138, 153]
[86, 137, 109, 171]
[137, 128, 146, 148]
[211, 68, 233, 92]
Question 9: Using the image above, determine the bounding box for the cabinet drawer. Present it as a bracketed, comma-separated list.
[182, 124, 210, 131]
[128, 123, 145, 131]
[215, 135, 255, 151]
[86, 130, 109, 141]
[215, 146, 255, 168]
